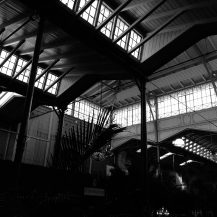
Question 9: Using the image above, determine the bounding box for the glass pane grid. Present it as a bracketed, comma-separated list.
[114, 17, 129, 49]
[80, 0, 98, 25]
[45, 73, 58, 94]
[0, 50, 17, 76]
[16, 60, 30, 83]
[98, 3, 113, 38]
[0, 49, 60, 95]
[113, 102, 155, 127]
[73, 98, 100, 123]
[113, 81, 217, 127]
[60, 0, 75, 9]
[34, 68, 45, 89]
[128, 30, 142, 58]
[98, 3, 111, 24]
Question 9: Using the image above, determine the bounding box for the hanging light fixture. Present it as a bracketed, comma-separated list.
[172, 138, 185, 148]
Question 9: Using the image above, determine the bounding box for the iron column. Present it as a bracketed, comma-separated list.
[14, 16, 44, 165]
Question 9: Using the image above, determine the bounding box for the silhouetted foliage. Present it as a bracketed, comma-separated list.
[53, 109, 125, 171]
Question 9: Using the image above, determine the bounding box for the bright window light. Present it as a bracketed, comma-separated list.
[0, 92, 20, 107]
[136, 145, 152, 153]
[80, 0, 98, 25]
[45, 73, 58, 94]
[179, 160, 193, 166]
[160, 152, 173, 160]
[172, 138, 185, 147]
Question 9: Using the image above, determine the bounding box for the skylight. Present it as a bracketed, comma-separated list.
[59, 0, 143, 60]
[0, 49, 59, 95]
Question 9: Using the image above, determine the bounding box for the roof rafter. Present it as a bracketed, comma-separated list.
[143, 20, 217, 78]
[57, 75, 100, 107]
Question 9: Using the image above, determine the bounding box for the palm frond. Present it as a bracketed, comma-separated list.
[53, 109, 125, 171]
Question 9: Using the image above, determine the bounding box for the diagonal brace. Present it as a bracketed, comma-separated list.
[35, 59, 60, 82]
[0, 40, 25, 69]
[44, 66, 74, 92]
[13, 50, 44, 80]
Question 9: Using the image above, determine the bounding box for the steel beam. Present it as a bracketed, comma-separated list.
[14, 16, 44, 165]
[139, 79, 149, 216]
[147, 94, 160, 177]
[113, 0, 166, 44]
[44, 67, 74, 92]
[52, 106, 66, 168]
[128, 10, 186, 54]
[0, 40, 25, 68]
[96, 0, 133, 31]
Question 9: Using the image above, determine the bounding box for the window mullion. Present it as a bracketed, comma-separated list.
[11, 55, 19, 78]
[138, 44, 143, 61]
[111, 15, 117, 40]
[54, 79, 61, 95]
[73, 0, 81, 12]
[125, 30, 131, 51]
[94, 0, 102, 27]
[42, 71, 49, 91]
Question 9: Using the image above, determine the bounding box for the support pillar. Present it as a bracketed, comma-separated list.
[147, 94, 161, 177]
[52, 106, 66, 168]
[154, 95, 161, 177]
[14, 16, 44, 165]
[137, 78, 149, 216]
